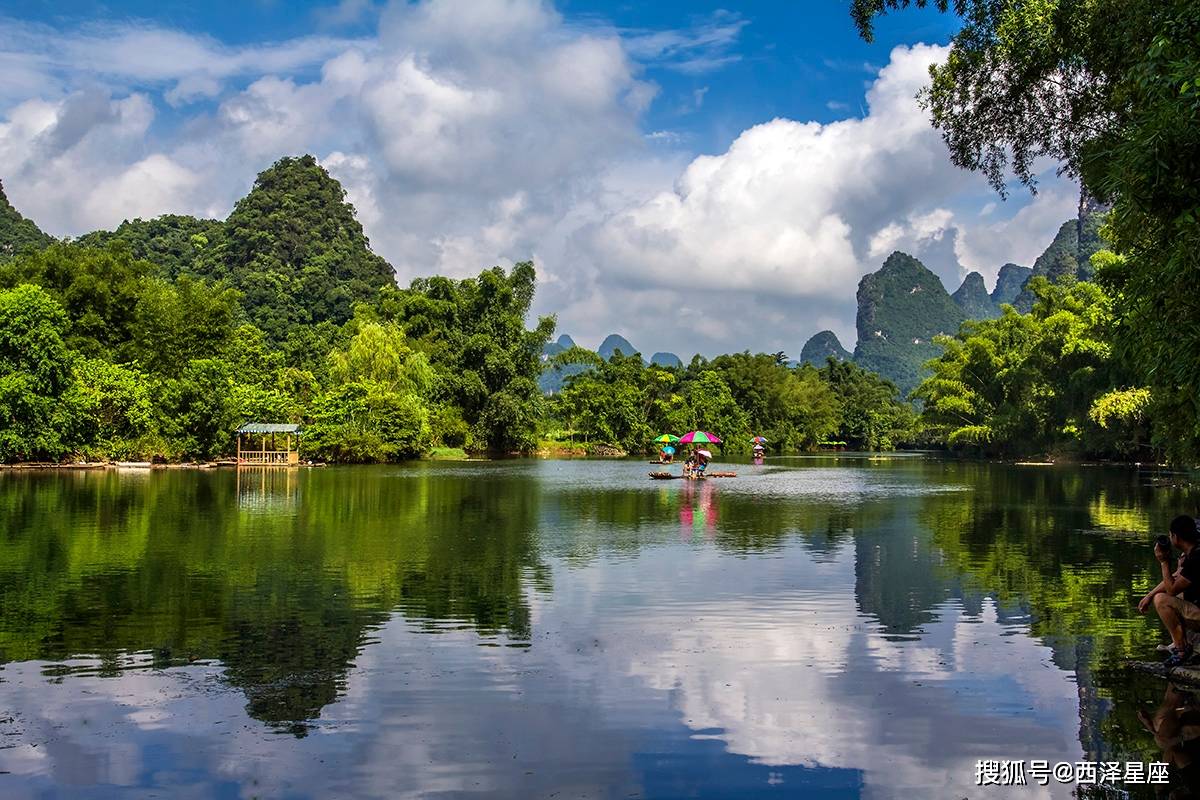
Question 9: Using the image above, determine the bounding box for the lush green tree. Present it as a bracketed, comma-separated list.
[552, 351, 666, 450]
[381, 262, 553, 452]
[300, 320, 435, 462]
[225, 324, 285, 387]
[61, 359, 159, 459]
[131, 275, 241, 376]
[914, 279, 1139, 457]
[771, 367, 843, 451]
[327, 320, 436, 397]
[156, 359, 239, 460]
[75, 214, 224, 279]
[820, 358, 919, 450]
[0, 243, 155, 358]
[851, 0, 1200, 461]
[304, 383, 430, 462]
[678, 371, 749, 444]
[0, 285, 74, 461]
[707, 352, 843, 451]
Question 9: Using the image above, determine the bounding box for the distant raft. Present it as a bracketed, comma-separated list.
[648, 471, 737, 480]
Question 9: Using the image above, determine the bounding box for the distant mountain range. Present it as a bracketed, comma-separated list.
[1, 163, 1105, 401]
[538, 333, 683, 393]
[799, 195, 1106, 394]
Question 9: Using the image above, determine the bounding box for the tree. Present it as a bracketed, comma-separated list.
[553, 351, 661, 450]
[131, 275, 241, 376]
[327, 321, 435, 397]
[913, 278, 1135, 457]
[850, 0, 1200, 460]
[301, 320, 435, 462]
[679, 371, 749, 444]
[156, 359, 239, 460]
[61, 359, 158, 460]
[381, 262, 553, 452]
[771, 367, 842, 451]
[304, 383, 430, 463]
[75, 214, 224, 279]
[0, 243, 154, 358]
[707, 352, 844, 451]
[820, 358, 918, 450]
[0, 285, 73, 461]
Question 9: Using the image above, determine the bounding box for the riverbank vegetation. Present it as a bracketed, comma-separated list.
[852, 0, 1200, 463]
[544, 349, 917, 455]
[0, 151, 1184, 465]
[2, 0, 1198, 464]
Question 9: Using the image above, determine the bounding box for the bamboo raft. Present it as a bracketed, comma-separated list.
[648, 471, 737, 480]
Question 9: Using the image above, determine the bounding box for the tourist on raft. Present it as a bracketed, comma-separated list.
[660, 444, 675, 463]
[1138, 515, 1200, 667]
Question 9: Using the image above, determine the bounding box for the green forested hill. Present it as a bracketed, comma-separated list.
[75, 156, 396, 342]
[0, 180, 54, 260]
[950, 271, 998, 320]
[991, 263, 1032, 306]
[800, 330, 851, 366]
[1014, 203, 1107, 310]
[206, 155, 396, 341]
[853, 251, 966, 395]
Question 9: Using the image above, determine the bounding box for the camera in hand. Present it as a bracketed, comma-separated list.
[1156, 534, 1172, 553]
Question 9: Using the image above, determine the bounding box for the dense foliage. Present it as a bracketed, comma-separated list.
[851, 0, 1200, 462]
[378, 262, 554, 452]
[546, 347, 917, 454]
[915, 278, 1148, 458]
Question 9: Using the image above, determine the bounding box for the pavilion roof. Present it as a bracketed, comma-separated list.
[236, 423, 301, 434]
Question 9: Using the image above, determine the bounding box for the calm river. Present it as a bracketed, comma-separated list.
[0, 456, 1195, 798]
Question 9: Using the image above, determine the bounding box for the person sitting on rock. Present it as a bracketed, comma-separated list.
[1139, 515, 1200, 667]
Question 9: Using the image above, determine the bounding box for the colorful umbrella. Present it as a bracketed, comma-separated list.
[679, 431, 722, 444]
[653, 434, 681, 443]
[750, 436, 769, 444]
[662, 445, 676, 455]
[697, 449, 713, 459]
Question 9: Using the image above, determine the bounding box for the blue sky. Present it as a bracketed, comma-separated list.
[0, 1, 1075, 358]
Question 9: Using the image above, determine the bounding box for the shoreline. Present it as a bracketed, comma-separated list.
[0, 453, 1180, 471]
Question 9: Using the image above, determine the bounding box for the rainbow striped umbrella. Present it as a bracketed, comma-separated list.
[679, 431, 722, 444]
[750, 436, 769, 444]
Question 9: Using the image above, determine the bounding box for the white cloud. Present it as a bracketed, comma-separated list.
[315, 0, 382, 29]
[0, 16, 365, 105]
[619, 11, 747, 75]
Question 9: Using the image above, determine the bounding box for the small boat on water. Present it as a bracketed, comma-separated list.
[648, 471, 737, 480]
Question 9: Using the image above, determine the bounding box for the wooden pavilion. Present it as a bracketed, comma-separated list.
[236, 423, 301, 466]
